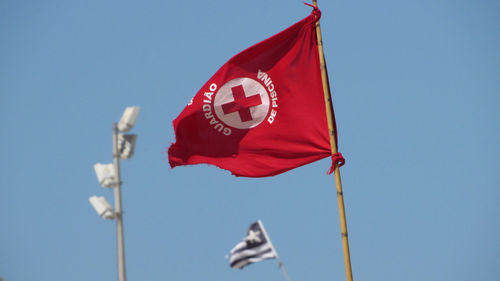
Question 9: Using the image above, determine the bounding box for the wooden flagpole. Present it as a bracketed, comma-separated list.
[312, 1, 354, 281]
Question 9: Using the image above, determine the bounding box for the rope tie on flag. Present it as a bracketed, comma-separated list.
[304, 3, 321, 20]
[327, 152, 345, 175]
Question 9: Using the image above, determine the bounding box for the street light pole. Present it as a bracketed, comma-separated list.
[112, 122, 127, 281]
[90, 106, 139, 281]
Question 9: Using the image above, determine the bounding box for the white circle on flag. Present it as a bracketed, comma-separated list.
[214, 77, 270, 129]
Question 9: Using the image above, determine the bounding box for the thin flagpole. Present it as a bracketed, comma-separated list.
[257, 220, 291, 281]
[312, 1, 354, 281]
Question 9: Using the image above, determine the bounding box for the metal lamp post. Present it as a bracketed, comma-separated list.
[90, 106, 140, 281]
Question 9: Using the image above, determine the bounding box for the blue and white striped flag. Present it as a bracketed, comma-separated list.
[229, 220, 277, 269]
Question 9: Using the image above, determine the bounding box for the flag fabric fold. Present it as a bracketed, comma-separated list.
[168, 7, 337, 177]
[229, 221, 277, 269]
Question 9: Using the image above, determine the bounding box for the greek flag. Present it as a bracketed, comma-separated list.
[229, 220, 277, 269]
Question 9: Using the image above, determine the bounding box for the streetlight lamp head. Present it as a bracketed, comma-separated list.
[89, 196, 115, 219]
[118, 134, 137, 160]
[94, 163, 118, 188]
[118, 106, 140, 132]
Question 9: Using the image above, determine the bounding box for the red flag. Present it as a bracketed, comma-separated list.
[168, 7, 337, 177]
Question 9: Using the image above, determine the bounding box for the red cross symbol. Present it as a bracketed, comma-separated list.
[221, 85, 263, 122]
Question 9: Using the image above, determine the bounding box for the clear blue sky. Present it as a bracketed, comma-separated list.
[1, 0, 499, 281]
